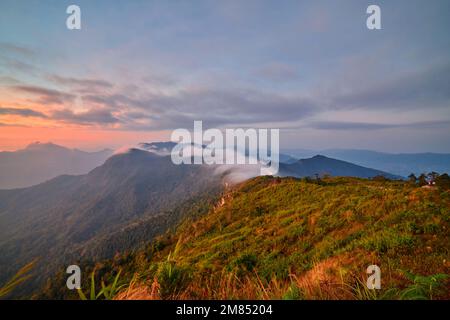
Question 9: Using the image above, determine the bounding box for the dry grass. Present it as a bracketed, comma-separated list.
[112, 177, 450, 300]
[115, 277, 160, 300]
[116, 256, 358, 300]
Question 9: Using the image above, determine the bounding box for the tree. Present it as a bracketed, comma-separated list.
[418, 174, 427, 186]
[435, 173, 450, 190]
[408, 173, 417, 185]
[373, 175, 388, 182]
[430, 172, 440, 179]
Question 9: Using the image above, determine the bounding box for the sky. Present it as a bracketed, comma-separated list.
[0, 0, 449, 152]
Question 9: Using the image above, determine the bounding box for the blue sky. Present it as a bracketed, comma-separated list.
[0, 0, 449, 152]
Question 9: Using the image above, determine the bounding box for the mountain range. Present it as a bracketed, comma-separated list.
[3, 141, 449, 190]
[283, 148, 450, 177]
[1, 141, 448, 297]
[0, 148, 223, 295]
[279, 155, 401, 179]
[141, 142, 401, 179]
[0, 142, 112, 189]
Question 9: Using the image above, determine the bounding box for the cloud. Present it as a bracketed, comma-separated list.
[142, 74, 177, 86]
[309, 120, 450, 131]
[122, 111, 151, 120]
[0, 121, 28, 127]
[0, 107, 47, 118]
[0, 76, 21, 85]
[75, 87, 317, 130]
[0, 43, 38, 76]
[0, 43, 35, 57]
[48, 75, 114, 90]
[12, 85, 76, 105]
[82, 93, 161, 112]
[329, 63, 450, 111]
[3, 59, 38, 74]
[214, 164, 261, 184]
[51, 108, 119, 125]
[6, 58, 446, 134]
[6, 59, 447, 134]
[256, 63, 299, 82]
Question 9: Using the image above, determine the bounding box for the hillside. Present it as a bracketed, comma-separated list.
[0, 149, 223, 296]
[279, 155, 401, 179]
[55, 176, 450, 300]
[0, 142, 112, 189]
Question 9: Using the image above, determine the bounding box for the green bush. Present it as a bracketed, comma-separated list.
[399, 272, 449, 300]
[156, 260, 191, 299]
[282, 283, 304, 300]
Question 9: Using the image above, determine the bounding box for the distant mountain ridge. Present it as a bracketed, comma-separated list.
[140, 142, 401, 179]
[0, 142, 113, 189]
[279, 155, 401, 179]
[140, 141, 306, 165]
[283, 148, 450, 177]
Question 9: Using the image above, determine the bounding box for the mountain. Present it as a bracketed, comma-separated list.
[0, 141, 437, 298]
[47, 176, 449, 300]
[278, 153, 298, 164]
[321, 149, 450, 177]
[278, 155, 401, 179]
[283, 149, 450, 177]
[0, 142, 113, 189]
[0, 148, 223, 296]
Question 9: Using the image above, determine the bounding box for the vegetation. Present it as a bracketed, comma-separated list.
[0, 261, 36, 299]
[410, 172, 450, 190]
[40, 175, 450, 300]
[77, 269, 124, 300]
[0, 150, 223, 297]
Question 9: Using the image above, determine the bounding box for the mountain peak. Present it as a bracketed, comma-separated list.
[25, 142, 67, 151]
[310, 154, 328, 160]
[0, 142, 113, 189]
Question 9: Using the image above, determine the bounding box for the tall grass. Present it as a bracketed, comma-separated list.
[110, 177, 450, 300]
[77, 269, 124, 300]
[0, 260, 36, 299]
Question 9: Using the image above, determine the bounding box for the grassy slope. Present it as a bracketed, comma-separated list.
[80, 176, 450, 299]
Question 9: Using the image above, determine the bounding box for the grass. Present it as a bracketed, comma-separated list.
[77, 269, 124, 300]
[40, 176, 448, 300]
[0, 261, 36, 299]
[108, 176, 449, 300]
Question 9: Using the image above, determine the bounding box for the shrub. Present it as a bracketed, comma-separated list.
[228, 253, 258, 276]
[155, 260, 191, 299]
[399, 272, 449, 300]
[282, 283, 304, 300]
